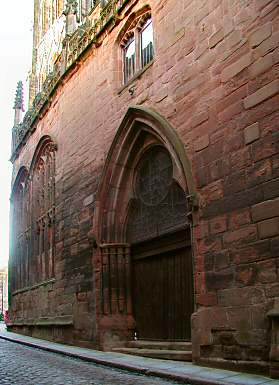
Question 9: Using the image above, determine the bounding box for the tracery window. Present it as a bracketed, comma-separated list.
[11, 139, 56, 292]
[127, 147, 188, 244]
[11, 170, 30, 292]
[121, 12, 154, 85]
[30, 141, 56, 285]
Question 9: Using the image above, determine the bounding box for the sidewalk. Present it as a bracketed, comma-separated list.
[0, 326, 277, 385]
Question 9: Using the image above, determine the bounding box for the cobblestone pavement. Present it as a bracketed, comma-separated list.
[0, 339, 184, 385]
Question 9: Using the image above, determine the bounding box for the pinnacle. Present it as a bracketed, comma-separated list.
[13, 81, 24, 111]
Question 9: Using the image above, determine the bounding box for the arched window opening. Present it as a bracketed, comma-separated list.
[11, 169, 30, 292]
[127, 146, 188, 244]
[11, 138, 56, 293]
[120, 12, 154, 85]
[30, 141, 56, 285]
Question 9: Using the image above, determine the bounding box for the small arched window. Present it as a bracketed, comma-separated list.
[120, 13, 154, 85]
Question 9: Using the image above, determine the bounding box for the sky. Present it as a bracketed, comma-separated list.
[0, 1, 34, 268]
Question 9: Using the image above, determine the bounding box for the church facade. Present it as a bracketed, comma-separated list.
[10, 0, 279, 378]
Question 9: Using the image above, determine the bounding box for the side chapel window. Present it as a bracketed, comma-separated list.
[11, 170, 30, 292]
[11, 139, 56, 292]
[30, 141, 56, 285]
[121, 13, 154, 84]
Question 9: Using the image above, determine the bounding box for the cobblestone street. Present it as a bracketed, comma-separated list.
[0, 338, 184, 385]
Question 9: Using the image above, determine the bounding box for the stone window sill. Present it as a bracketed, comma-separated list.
[117, 59, 154, 95]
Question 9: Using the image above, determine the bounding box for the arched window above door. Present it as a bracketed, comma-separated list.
[127, 146, 189, 244]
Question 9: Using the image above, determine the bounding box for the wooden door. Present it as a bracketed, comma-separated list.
[131, 233, 194, 341]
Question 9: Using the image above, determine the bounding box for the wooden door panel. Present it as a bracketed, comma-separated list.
[132, 247, 193, 341]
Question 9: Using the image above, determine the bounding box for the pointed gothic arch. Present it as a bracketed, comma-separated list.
[94, 106, 197, 344]
[30, 135, 57, 175]
[29, 135, 57, 285]
[94, 106, 198, 243]
[10, 136, 57, 293]
[10, 166, 29, 292]
[11, 166, 29, 198]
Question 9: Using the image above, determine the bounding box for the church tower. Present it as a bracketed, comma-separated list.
[29, 0, 66, 105]
[28, 0, 101, 106]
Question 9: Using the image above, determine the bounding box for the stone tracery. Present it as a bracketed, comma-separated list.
[11, 138, 56, 292]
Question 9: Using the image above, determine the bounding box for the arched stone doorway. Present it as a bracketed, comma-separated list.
[94, 107, 198, 347]
[127, 145, 193, 340]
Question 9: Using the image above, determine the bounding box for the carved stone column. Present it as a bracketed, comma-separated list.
[98, 243, 135, 349]
[100, 243, 131, 315]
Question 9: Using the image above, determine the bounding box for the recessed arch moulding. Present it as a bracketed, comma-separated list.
[11, 135, 58, 189]
[10, 135, 57, 323]
[92, 106, 199, 349]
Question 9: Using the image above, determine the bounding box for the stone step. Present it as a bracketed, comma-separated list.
[112, 347, 192, 361]
[126, 340, 192, 351]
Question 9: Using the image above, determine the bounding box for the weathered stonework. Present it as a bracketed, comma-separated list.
[9, 0, 279, 377]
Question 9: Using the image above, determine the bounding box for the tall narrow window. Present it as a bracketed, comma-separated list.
[11, 139, 56, 292]
[31, 141, 56, 285]
[11, 169, 30, 292]
[140, 18, 154, 68]
[124, 36, 136, 84]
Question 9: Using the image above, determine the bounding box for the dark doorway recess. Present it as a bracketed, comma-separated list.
[131, 229, 193, 341]
[127, 147, 194, 341]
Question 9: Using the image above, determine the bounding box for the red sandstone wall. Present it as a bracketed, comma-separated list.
[11, 0, 279, 366]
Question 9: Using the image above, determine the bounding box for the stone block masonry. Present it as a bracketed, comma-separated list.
[9, 0, 279, 379]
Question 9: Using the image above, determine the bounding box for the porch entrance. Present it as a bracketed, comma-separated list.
[126, 146, 194, 342]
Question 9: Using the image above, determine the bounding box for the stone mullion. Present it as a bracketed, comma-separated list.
[134, 27, 140, 73]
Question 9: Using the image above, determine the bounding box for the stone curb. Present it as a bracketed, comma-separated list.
[0, 332, 275, 385]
